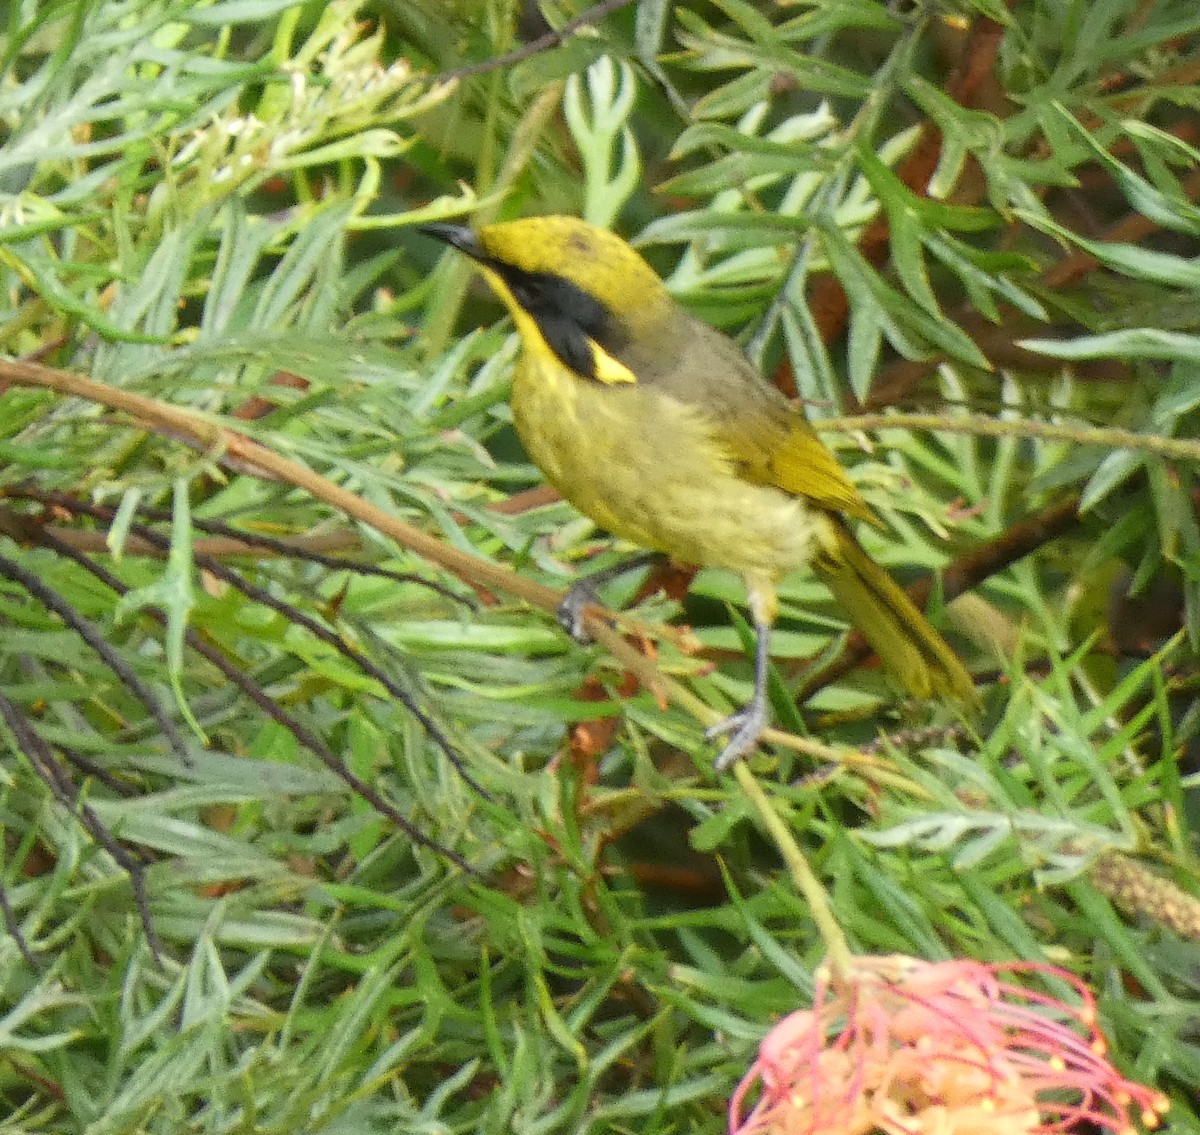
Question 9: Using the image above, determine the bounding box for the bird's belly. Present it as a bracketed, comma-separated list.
[512, 360, 817, 577]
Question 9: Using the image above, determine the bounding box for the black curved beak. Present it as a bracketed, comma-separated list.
[418, 221, 484, 260]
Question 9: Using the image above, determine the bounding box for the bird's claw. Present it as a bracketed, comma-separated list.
[556, 581, 600, 644]
[706, 700, 768, 771]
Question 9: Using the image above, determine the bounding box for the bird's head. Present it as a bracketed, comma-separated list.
[420, 215, 673, 384]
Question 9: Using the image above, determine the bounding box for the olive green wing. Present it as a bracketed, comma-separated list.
[647, 315, 876, 522]
[721, 411, 878, 523]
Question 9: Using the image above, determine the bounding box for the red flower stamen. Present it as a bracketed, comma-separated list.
[730, 957, 1168, 1135]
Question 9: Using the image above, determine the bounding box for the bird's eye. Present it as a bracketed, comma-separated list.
[510, 280, 539, 308]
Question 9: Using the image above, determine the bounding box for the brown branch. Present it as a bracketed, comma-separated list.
[1040, 167, 1200, 288]
[2, 519, 359, 560]
[16, 504, 473, 610]
[486, 483, 562, 515]
[0, 357, 568, 616]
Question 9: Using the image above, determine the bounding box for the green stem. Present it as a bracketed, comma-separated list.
[819, 411, 1200, 464]
[732, 762, 851, 982]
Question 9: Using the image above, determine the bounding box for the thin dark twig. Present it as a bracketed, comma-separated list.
[0, 551, 192, 766]
[8, 644, 143, 798]
[11, 492, 490, 802]
[0, 692, 164, 963]
[57, 744, 141, 798]
[187, 635, 476, 872]
[28, 524, 475, 872]
[435, 0, 636, 82]
[184, 545, 495, 804]
[0, 875, 38, 967]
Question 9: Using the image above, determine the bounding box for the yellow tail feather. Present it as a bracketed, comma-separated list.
[814, 517, 975, 701]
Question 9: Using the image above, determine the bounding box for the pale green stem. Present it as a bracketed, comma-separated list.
[819, 411, 1200, 464]
[733, 761, 852, 982]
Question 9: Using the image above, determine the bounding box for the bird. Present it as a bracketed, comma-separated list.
[421, 215, 974, 769]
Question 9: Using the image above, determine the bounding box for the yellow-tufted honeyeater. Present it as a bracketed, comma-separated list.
[422, 216, 973, 769]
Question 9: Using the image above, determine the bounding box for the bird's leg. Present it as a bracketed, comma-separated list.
[707, 578, 776, 771]
[557, 552, 663, 643]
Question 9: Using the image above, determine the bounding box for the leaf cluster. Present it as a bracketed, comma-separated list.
[1, 0, 1199, 1131]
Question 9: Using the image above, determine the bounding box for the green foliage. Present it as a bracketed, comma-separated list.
[1, 0, 1199, 1131]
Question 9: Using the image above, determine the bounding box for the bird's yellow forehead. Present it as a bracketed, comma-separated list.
[477, 216, 669, 322]
[478, 216, 618, 272]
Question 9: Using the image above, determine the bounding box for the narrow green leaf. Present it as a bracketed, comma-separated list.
[1021, 328, 1200, 361]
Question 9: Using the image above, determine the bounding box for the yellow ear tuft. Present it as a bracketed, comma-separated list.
[590, 340, 637, 385]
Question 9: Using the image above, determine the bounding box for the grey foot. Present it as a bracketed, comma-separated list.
[556, 581, 599, 644]
[706, 700, 768, 772]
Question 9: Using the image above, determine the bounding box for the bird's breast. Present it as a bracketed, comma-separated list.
[510, 353, 818, 577]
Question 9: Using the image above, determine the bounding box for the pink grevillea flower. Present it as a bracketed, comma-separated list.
[730, 956, 1168, 1135]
